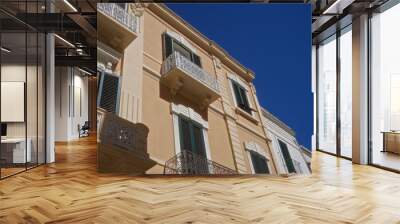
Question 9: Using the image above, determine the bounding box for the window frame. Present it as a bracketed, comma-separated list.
[171, 103, 211, 161]
[228, 74, 254, 116]
[245, 142, 271, 174]
[178, 115, 206, 157]
[249, 151, 270, 174]
[278, 139, 296, 174]
[163, 33, 202, 68]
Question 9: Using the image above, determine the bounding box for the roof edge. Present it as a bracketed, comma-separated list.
[147, 3, 255, 81]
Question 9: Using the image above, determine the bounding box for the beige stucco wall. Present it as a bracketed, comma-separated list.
[207, 109, 236, 170]
[141, 70, 175, 172]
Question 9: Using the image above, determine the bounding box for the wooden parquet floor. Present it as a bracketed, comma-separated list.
[1, 136, 400, 223]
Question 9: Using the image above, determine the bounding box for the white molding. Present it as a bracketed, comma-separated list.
[166, 30, 197, 54]
[202, 129, 212, 161]
[172, 113, 181, 155]
[244, 141, 269, 159]
[171, 103, 208, 129]
[228, 79, 238, 106]
[143, 65, 161, 80]
[247, 152, 256, 174]
[227, 73, 249, 91]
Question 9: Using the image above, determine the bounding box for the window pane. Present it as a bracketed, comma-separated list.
[192, 125, 205, 157]
[179, 117, 192, 152]
[232, 82, 242, 105]
[250, 151, 269, 174]
[27, 31, 38, 169]
[318, 35, 337, 154]
[340, 27, 352, 158]
[238, 86, 251, 112]
[173, 41, 191, 60]
[371, 4, 400, 171]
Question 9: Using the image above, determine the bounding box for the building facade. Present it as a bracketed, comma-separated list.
[262, 108, 311, 175]
[97, 3, 311, 175]
[312, 0, 400, 172]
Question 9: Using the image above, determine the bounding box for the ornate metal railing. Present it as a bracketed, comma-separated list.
[98, 109, 149, 154]
[161, 51, 220, 93]
[97, 3, 138, 33]
[164, 150, 237, 175]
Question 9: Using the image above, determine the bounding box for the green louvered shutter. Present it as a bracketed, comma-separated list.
[163, 33, 173, 59]
[278, 140, 296, 173]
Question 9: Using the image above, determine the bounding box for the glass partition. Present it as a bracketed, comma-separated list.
[0, 2, 46, 179]
[317, 35, 337, 154]
[1, 31, 28, 178]
[339, 26, 352, 158]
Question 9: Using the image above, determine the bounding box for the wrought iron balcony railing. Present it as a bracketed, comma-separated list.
[162, 51, 220, 93]
[97, 3, 138, 34]
[164, 150, 237, 175]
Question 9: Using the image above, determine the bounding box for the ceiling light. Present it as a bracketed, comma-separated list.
[78, 68, 92, 76]
[1, 47, 11, 53]
[54, 34, 75, 48]
[63, 0, 78, 12]
[322, 0, 354, 15]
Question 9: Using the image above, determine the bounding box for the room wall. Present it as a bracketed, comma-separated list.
[1, 63, 45, 164]
[55, 67, 89, 141]
[1, 64, 37, 138]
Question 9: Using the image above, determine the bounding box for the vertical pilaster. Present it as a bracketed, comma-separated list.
[119, 3, 145, 124]
[249, 83, 279, 174]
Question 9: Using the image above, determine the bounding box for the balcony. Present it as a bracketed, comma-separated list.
[97, 109, 156, 174]
[161, 52, 221, 108]
[164, 150, 237, 175]
[97, 3, 138, 52]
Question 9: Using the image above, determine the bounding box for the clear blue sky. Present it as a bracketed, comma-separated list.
[167, 3, 312, 149]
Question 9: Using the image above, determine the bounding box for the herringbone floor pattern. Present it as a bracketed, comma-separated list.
[1, 136, 400, 223]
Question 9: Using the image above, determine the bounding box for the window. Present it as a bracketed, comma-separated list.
[278, 140, 296, 173]
[250, 151, 269, 174]
[339, 26, 352, 158]
[231, 81, 252, 114]
[370, 3, 400, 171]
[317, 35, 337, 154]
[97, 72, 120, 113]
[178, 116, 206, 157]
[163, 33, 201, 67]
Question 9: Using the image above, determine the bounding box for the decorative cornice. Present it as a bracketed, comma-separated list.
[261, 107, 296, 137]
[146, 3, 255, 82]
[244, 142, 270, 160]
[171, 103, 209, 129]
